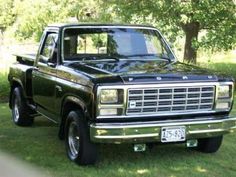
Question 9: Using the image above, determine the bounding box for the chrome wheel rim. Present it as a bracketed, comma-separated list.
[13, 98, 20, 122]
[68, 121, 80, 157]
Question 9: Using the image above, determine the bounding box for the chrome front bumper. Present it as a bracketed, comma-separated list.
[90, 116, 236, 143]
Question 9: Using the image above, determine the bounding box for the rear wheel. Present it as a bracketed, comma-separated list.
[11, 87, 34, 126]
[196, 136, 223, 153]
[65, 111, 97, 165]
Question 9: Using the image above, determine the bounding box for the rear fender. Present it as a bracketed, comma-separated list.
[9, 78, 25, 108]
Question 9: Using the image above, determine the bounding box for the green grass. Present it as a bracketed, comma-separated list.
[197, 50, 236, 64]
[201, 63, 236, 81]
[0, 73, 9, 102]
[0, 102, 236, 177]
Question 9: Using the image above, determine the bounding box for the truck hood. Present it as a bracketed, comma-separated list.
[66, 60, 232, 84]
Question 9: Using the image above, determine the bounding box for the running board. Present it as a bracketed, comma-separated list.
[27, 102, 40, 116]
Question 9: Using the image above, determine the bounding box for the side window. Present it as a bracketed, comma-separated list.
[40, 33, 58, 63]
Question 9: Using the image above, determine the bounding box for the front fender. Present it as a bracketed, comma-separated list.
[63, 96, 87, 112]
[60, 95, 92, 121]
[58, 95, 91, 140]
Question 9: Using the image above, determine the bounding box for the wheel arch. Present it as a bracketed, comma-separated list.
[58, 96, 89, 140]
[9, 79, 24, 109]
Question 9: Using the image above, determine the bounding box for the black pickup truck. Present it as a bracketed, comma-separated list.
[8, 23, 236, 165]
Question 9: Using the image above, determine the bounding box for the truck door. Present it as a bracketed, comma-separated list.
[32, 31, 58, 121]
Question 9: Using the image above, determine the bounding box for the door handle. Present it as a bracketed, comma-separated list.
[55, 85, 62, 92]
[34, 67, 39, 71]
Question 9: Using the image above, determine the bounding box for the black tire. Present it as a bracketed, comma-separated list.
[11, 87, 34, 126]
[196, 136, 223, 153]
[65, 111, 97, 165]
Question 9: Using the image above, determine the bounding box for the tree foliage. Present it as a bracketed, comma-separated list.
[13, 0, 78, 40]
[0, 0, 16, 31]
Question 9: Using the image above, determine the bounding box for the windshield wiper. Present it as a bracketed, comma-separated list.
[159, 55, 171, 61]
[80, 55, 120, 62]
[125, 54, 157, 57]
[99, 56, 120, 61]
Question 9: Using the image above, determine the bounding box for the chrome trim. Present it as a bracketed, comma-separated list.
[97, 110, 222, 119]
[92, 117, 229, 128]
[61, 25, 177, 62]
[126, 85, 215, 115]
[94, 133, 160, 140]
[90, 116, 236, 143]
[96, 82, 234, 119]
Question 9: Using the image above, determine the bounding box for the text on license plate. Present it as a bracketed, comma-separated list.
[161, 126, 186, 143]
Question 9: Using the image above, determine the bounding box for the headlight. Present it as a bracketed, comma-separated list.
[217, 85, 230, 98]
[100, 89, 118, 103]
[97, 87, 124, 117]
[215, 83, 233, 111]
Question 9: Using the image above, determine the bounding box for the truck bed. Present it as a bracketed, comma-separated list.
[15, 54, 36, 66]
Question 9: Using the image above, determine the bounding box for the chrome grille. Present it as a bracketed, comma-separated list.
[127, 86, 215, 115]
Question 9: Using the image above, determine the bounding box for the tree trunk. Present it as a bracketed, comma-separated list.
[182, 22, 200, 64]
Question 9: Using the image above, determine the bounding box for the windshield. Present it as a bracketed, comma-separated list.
[63, 27, 174, 61]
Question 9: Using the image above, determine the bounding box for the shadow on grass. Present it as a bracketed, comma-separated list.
[33, 116, 57, 127]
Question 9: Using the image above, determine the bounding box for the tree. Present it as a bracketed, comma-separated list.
[103, 0, 236, 63]
[0, 0, 16, 34]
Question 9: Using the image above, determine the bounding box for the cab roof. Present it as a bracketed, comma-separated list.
[47, 23, 156, 29]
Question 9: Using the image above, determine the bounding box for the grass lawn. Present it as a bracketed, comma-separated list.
[0, 73, 9, 102]
[0, 102, 236, 177]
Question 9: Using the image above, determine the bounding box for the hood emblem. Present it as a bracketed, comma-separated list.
[182, 76, 188, 80]
[156, 77, 162, 80]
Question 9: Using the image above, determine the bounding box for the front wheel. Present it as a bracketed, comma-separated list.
[196, 136, 223, 153]
[65, 111, 97, 165]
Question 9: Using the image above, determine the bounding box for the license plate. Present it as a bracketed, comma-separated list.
[161, 126, 186, 142]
